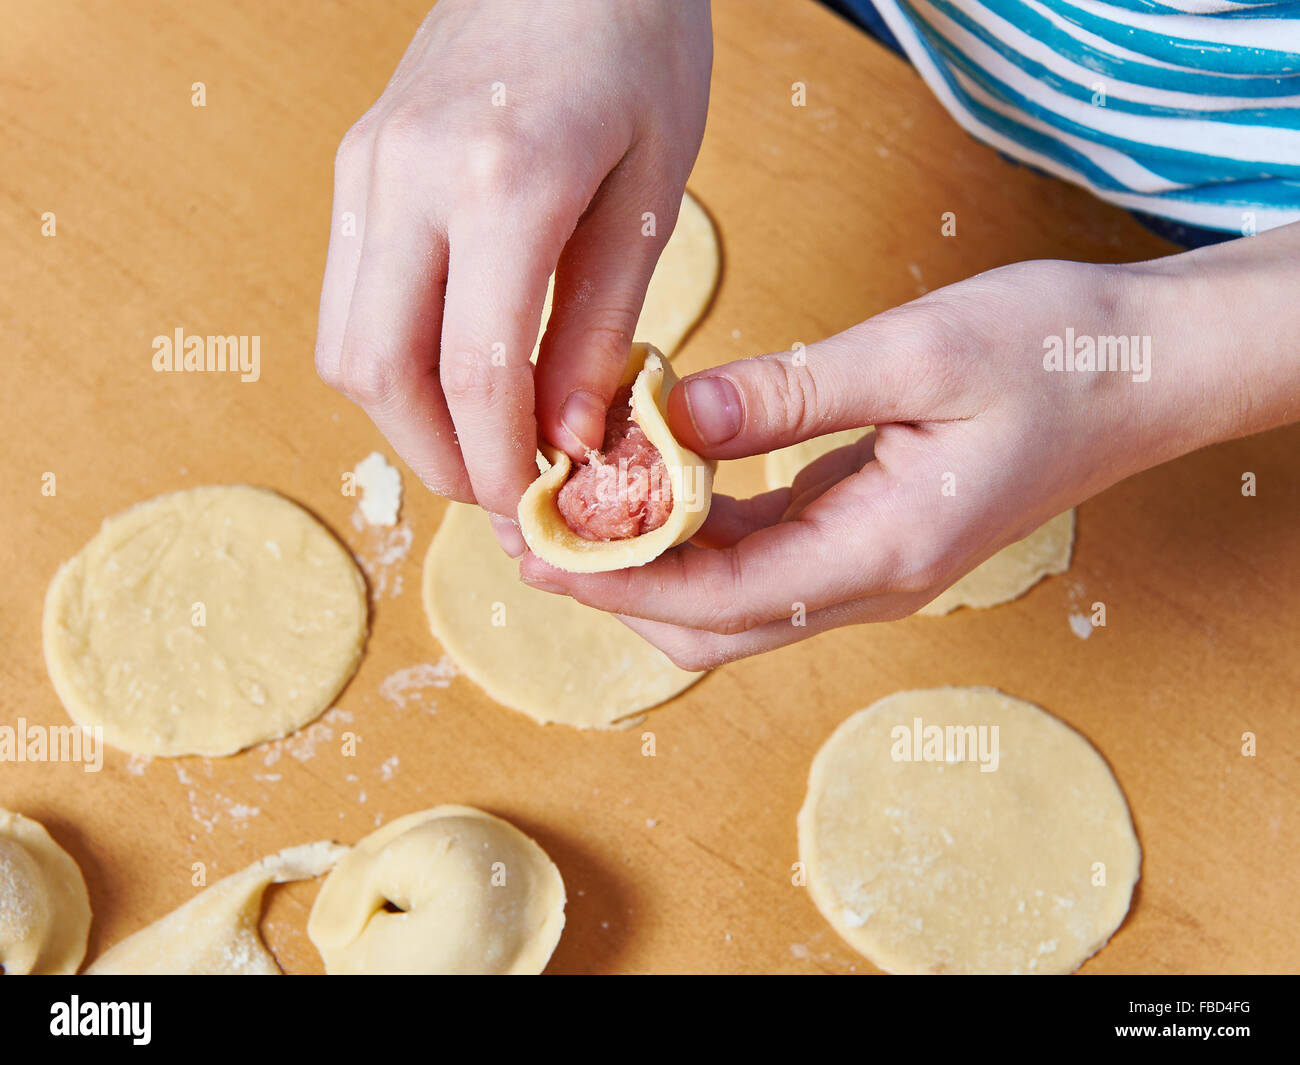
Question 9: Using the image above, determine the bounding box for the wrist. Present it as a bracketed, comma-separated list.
[1097, 260, 1218, 468]
[1125, 225, 1300, 452]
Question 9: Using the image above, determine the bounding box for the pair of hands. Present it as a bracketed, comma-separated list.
[315, 0, 1287, 669]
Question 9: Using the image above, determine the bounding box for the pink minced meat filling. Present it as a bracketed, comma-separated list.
[556, 386, 673, 541]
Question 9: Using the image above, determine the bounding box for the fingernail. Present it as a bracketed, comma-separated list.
[560, 389, 606, 451]
[683, 376, 742, 446]
[489, 515, 526, 558]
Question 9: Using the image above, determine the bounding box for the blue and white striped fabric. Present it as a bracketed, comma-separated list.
[858, 0, 1300, 232]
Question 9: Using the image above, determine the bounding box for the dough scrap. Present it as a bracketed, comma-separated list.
[353, 451, 402, 526]
[307, 806, 565, 975]
[797, 688, 1140, 974]
[423, 502, 702, 728]
[86, 841, 346, 975]
[0, 809, 92, 975]
[763, 430, 1074, 614]
[43, 485, 369, 757]
[531, 190, 719, 362]
[519, 344, 714, 573]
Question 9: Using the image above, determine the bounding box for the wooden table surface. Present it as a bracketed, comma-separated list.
[3, 0, 1296, 975]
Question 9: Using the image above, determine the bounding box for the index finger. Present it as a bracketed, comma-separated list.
[439, 207, 560, 521]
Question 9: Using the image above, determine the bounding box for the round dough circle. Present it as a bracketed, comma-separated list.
[531, 190, 720, 363]
[763, 430, 1074, 615]
[633, 191, 720, 355]
[0, 809, 92, 975]
[920, 510, 1075, 616]
[43, 485, 368, 757]
[307, 806, 566, 975]
[424, 502, 702, 728]
[797, 688, 1140, 974]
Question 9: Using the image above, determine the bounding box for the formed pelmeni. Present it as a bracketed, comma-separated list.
[308, 806, 566, 975]
[0, 809, 92, 975]
[518, 343, 714, 573]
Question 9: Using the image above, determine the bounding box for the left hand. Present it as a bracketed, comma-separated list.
[517, 255, 1226, 668]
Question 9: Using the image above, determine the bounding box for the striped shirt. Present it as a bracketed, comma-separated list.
[854, 0, 1300, 232]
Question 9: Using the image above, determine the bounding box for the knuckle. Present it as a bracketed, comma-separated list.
[879, 599, 924, 622]
[418, 471, 472, 503]
[908, 304, 961, 376]
[840, 518, 939, 600]
[696, 552, 761, 636]
[665, 646, 706, 671]
[891, 547, 949, 598]
[368, 105, 428, 179]
[705, 611, 755, 638]
[407, 453, 474, 503]
[439, 349, 503, 406]
[340, 344, 404, 407]
[478, 490, 520, 522]
[314, 348, 343, 390]
[545, 179, 596, 231]
[336, 110, 378, 170]
[551, 311, 637, 361]
[663, 637, 724, 672]
[456, 126, 528, 200]
[882, 300, 965, 411]
[753, 354, 820, 438]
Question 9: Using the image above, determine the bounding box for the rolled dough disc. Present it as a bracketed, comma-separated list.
[763, 430, 1074, 614]
[921, 510, 1075, 616]
[0, 809, 92, 975]
[423, 502, 702, 728]
[87, 841, 347, 975]
[531, 190, 719, 362]
[797, 688, 1140, 974]
[43, 485, 369, 757]
[307, 806, 565, 975]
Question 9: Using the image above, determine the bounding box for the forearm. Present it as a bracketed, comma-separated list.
[1129, 221, 1300, 456]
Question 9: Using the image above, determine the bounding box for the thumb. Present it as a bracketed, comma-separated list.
[666, 308, 962, 459]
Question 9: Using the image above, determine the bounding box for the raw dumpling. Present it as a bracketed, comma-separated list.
[0, 809, 92, 975]
[308, 806, 565, 974]
[518, 344, 714, 573]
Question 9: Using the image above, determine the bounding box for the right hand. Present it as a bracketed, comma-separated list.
[313, 0, 713, 553]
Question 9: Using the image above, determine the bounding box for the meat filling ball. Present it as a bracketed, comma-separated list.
[556, 386, 673, 541]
